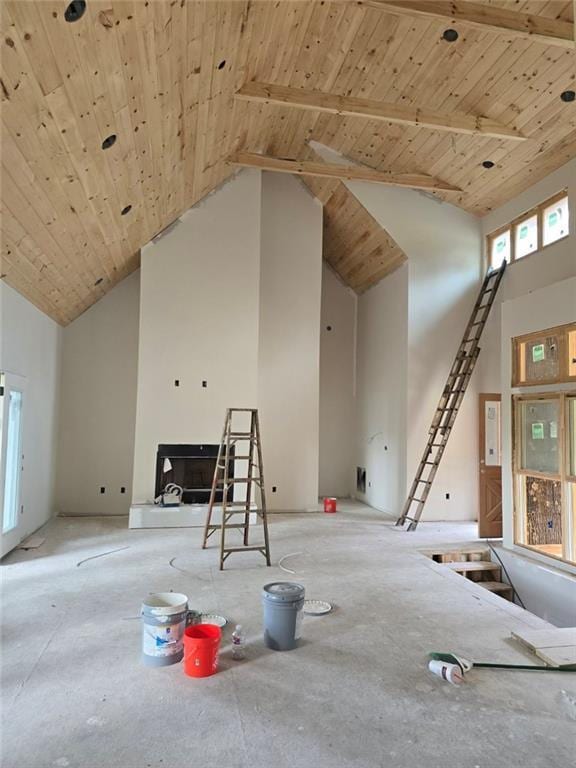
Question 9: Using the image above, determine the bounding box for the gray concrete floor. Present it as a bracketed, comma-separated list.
[1, 502, 574, 768]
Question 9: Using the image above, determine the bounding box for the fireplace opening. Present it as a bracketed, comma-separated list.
[155, 444, 233, 504]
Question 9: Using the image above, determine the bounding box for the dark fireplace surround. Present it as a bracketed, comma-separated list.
[155, 444, 234, 504]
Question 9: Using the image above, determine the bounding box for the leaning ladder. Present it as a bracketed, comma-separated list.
[202, 408, 271, 570]
[396, 262, 506, 531]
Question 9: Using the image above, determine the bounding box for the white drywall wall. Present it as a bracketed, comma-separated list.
[1, 284, 61, 543]
[500, 277, 576, 574]
[56, 272, 140, 516]
[347, 183, 482, 521]
[478, 159, 576, 393]
[493, 544, 576, 627]
[355, 264, 408, 515]
[259, 173, 323, 510]
[319, 264, 357, 498]
[133, 171, 262, 504]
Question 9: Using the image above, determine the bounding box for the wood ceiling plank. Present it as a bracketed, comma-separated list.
[236, 82, 526, 140]
[230, 152, 461, 191]
[361, 1, 575, 48]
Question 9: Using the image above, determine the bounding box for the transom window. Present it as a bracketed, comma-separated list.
[488, 191, 569, 270]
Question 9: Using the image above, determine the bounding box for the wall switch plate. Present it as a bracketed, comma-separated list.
[445, 492, 450, 500]
[100, 487, 105, 494]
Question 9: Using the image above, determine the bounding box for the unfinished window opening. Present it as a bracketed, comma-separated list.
[513, 323, 576, 387]
[487, 190, 569, 269]
[513, 392, 576, 565]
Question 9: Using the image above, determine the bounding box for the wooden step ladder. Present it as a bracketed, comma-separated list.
[396, 261, 506, 531]
[202, 408, 271, 570]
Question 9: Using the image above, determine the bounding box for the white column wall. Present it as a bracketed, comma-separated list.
[259, 173, 323, 510]
[132, 171, 262, 504]
[319, 264, 357, 498]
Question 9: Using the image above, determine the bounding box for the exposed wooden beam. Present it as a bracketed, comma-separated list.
[229, 152, 461, 192]
[360, 1, 575, 49]
[236, 82, 527, 141]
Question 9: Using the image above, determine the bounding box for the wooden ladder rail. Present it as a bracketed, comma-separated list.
[396, 261, 507, 531]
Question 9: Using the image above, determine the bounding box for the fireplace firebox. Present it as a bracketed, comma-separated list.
[155, 444, 233, 504]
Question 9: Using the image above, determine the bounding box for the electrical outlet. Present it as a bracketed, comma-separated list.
[445, 492, 450, 500]
[272, 486, 277, 493]
[100, 487, 105, 494]
[202, 380, 207, 388]
[120, 487, 126, 494]
[174, 379, 180, 387]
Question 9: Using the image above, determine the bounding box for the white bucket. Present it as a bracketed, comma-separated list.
[141, 592, 188, 667]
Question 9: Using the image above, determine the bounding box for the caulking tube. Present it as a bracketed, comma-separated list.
[428, 659, 464, 685]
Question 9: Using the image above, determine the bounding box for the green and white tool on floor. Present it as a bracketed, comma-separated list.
[429, 651, 576, 675]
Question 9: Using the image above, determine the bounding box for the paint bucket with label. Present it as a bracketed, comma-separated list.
[324, 497, 337, 513]
[183, 624, 222, 677]
[262, 582, 305, 651]
[141, 592, 189, 667]
[428, 659, 464, 685]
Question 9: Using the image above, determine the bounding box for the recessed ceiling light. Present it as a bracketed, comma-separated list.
[560, 90, 575, 103]
[101, 134, 117, 150]
[482, 160, 495, 169]
[64, 0, 86, 23]
[121, 205, 132, 216]
[442, 29, 459, 42]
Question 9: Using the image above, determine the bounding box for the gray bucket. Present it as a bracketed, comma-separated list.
[262, 582, 305, 651]
[141, 592, 188, 666]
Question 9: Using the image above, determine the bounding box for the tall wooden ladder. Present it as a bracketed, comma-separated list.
[396, 262, 506, 531]
[201, 408, 271, 570]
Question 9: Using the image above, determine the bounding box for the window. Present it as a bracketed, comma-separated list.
[487, 191, 569, 269]
[543, 195, 569, 246]
[490, 229, 510, 266]
[513, 322, 576, 387]
[514, 214, 537, 259]
[513, 393, 576, 564]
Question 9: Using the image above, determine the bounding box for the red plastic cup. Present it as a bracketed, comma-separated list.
[324, 497, 337, 513]
[183, 624, 221, 677]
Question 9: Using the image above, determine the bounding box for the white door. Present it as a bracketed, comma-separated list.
[1, 373, 26, 557]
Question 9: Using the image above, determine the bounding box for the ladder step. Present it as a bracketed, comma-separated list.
[228, 432, 254, 439]
[206, 524, 247, 531]
[445, 561, 501, 573]
[480, 581, 513, 594]
[218, 478, 261, 484]
[223, 546, 267, 554]
[224, 501, 261, 508]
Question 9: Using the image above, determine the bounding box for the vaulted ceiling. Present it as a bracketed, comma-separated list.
[1, 0, 575, 324]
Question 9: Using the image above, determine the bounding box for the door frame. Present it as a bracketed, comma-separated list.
[1, 372, 27, 557]
[478, 392, 502, 539]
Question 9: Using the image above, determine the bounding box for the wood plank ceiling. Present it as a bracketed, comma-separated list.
[1, 0, 575, 324]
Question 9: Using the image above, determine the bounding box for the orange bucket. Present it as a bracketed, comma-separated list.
[324, 497, 337, 513]
[183, 624, 221, 677]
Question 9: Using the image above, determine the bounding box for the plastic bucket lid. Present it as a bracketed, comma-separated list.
[262, 582, 305, 603]
[142, 592, 188, 616]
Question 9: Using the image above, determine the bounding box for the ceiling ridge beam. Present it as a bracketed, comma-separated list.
[229, 152, 461, 192]
[236, 82, 527, 141]
[359, 1, 575, 49]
